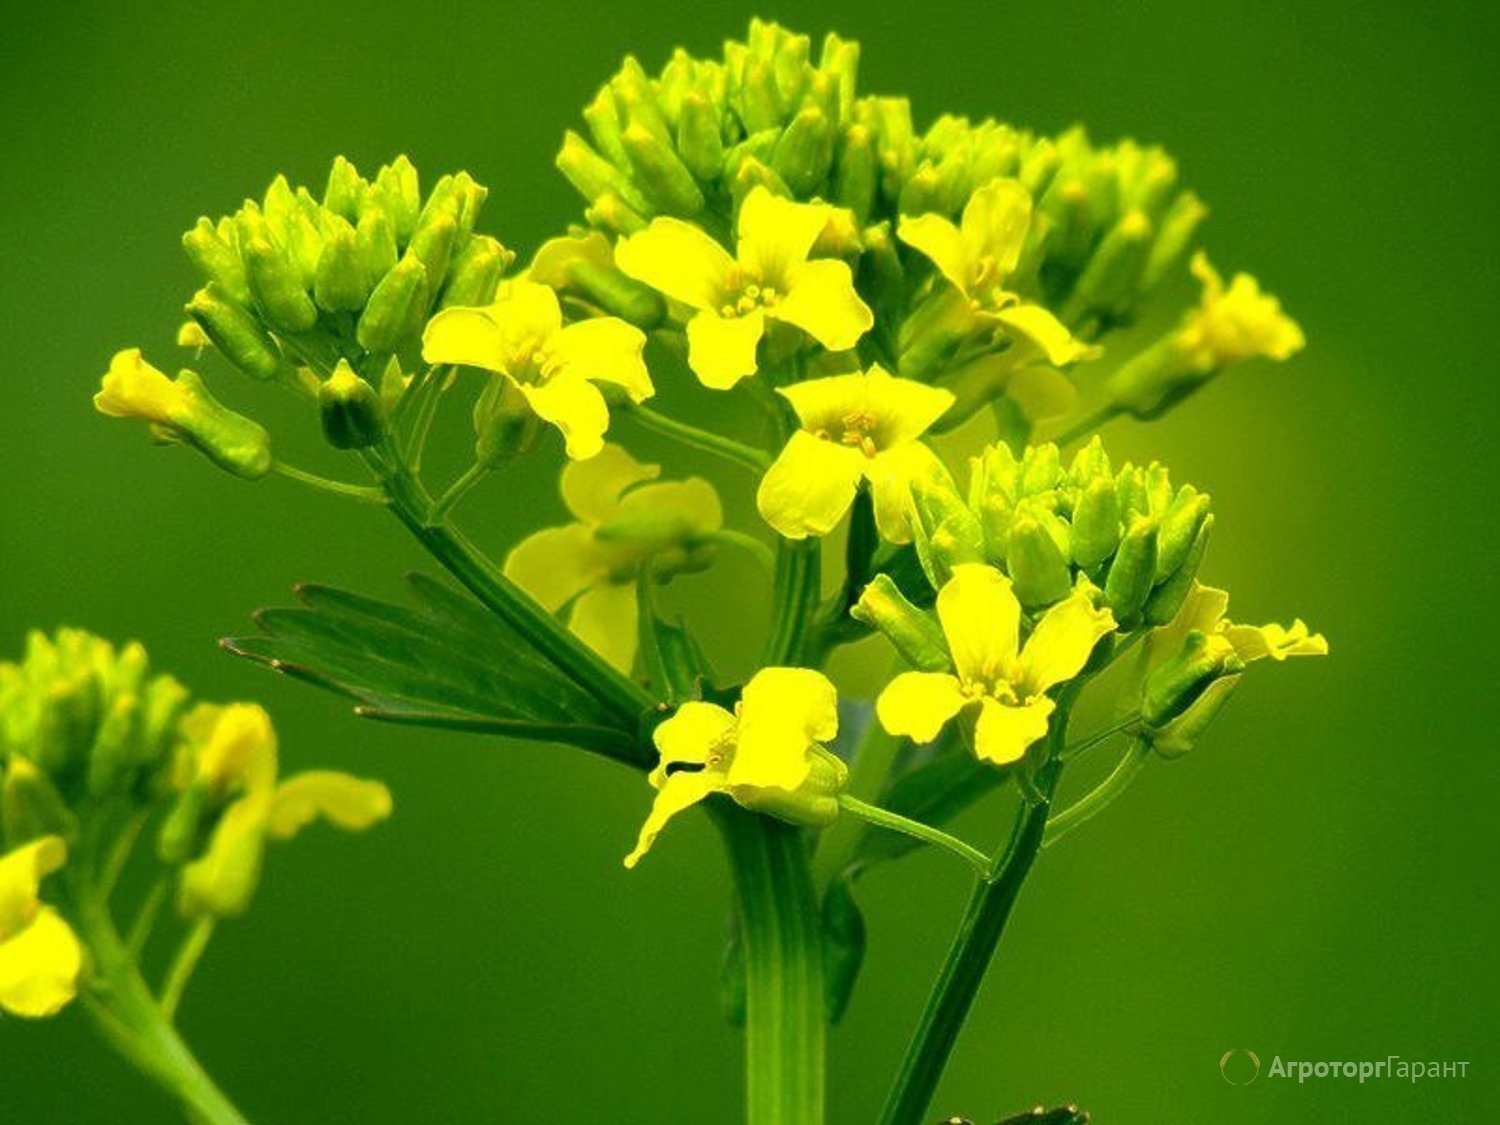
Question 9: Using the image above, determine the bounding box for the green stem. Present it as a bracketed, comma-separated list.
[838, 796, 990, 879]
[705, 528, 776, 574]
[762, 538, 821, 666]
[1044, 738, 1151, 849]
[378, 462, 654, 743]
[811, 717, 903, 889]
[878, 727, 1072, 1125]
[1051, 404, 1121, 450]
[272, 462, 389, 504]
[1059, 711, 1142, 762]
[159, 919, 216, 1023]
[625, 403, 772, 473]
[68, 875, 248, 1125]
[718, 808, 825, 1125]
[428, 462, 490, 523]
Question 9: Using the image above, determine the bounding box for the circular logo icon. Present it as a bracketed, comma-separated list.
[1220, 1049, 1262, 1085]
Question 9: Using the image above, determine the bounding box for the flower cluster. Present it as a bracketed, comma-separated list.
[0, 629, 389, 1018]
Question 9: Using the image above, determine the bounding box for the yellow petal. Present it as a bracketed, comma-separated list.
[686, 309, 765, 389]
[1222, 620, 1329, 663]
[615, 217, 735, 310]
[0, 907, 82, 1018]
[778, 372, 868, 431]
[652, 701, 737, 771]
[960, 179, 1033, 278]
[736, 188, 832, 283]
[936, 565, 1022, 686]
[193, 702, 278, 795]
[624, 769, 725, 868]
[422, 281, 563, 374]
[614, 477, 724, 537]
[772, 259, 873, 351]
[568, 580, 639, 673]
[876, 671, 968, 743]
[560, 442, 661, 525]
[755, 430, 866, 539]
[516, 373, 612, 460]
[992, 304, 1100, 367]
[741, 667, 840, 743]
[1007, 364, 1079, 422]
[504, 524, 613, 612]
[1142, 582, 1230, 674]
[178, 795, 270, 918]
[897, 212, 971, 294]
[0, 836, 67, 936]
[972, 695, 1054, 766]
[1018, 588, 1116, 694]
[862, 365, 955, 445]
[549, 318, 654, 403]
[267, 771, 393, 840]
[868, 441, 945, 544]
[93, 349, 187, 425]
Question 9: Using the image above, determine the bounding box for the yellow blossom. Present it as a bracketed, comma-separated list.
[0, 836, 82, 1018]
[1177, 252, 1305, 369]
[615, 187, 873, 389]
[176, 704, 392, 918]
[94, 349, 272, 479]
[898, 179, 1097, 368]
[505, 444, 722, 673]
[756, 365, 954, 542]
[877, 565, 1115, 766]
[625, 668, 846, 868]
[422, 280, 652, 460]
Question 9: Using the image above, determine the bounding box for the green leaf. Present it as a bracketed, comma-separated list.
[223, 574, 646, 766]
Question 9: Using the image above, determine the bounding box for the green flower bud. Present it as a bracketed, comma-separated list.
[675, 92, 724, 182]
[85, 694, 141, 799]
[586, 191, 650, 236]
[1070, 476, 1121, 569]
[156, 778, 211, 865]
[833, 124, 878, 224]
[407, 210, 459, 293]
[1062, 209, 1153, 324]
[355, 206, 400, 295]
[852, 574, 950, 671]
[313, 213, 369, 313]
[356, 253, 429, 356]
[318, 362, 385, 450]
[772, 106, 835, 197]
[2, 757, 77, 846]
[1144, 513, 1213, 626]
[910, 471, 986, 589]
[371, 155, 421, 246]
[1154, 488, 1211, 581]
[1141, 630, 1242, 728]
[441, 235, 512, 309]
[739, 743, 847, 828]
[182, 217, 251, 305]
[621, 121, 705, 216]
[1005, 507, 1073, 608]
[1141, 190, 1207, 291]
[1149, 674, 1240, 758]
[473, 377, 540, 465]
[243, 234, 318, 334]
[322, 155, 367, 222]
[1103, 514, 1159, 627]
[186, 287, 283, 381]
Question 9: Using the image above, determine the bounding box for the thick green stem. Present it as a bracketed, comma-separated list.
[719, 808, 825, 1125]
[68, 875, 248, 1125]
[877, 751, 1067, 1125]
[762, 538, 821, 666]
[378, 463, 654, 739]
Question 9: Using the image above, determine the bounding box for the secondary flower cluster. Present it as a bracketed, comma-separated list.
[0, 629, 390, 1017]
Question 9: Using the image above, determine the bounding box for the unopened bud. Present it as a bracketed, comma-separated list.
[186, 287, 283, 381]
[622, 122, 705, 216]
[2, 758, 77, 847]
[1154, 488, 1211, 581]
[852, 574, 949, 671]
[355, 207, 400, 294]
[313, 214, 368, 313]
[356, 253, 429, 355]
[772, 107, 835, 196]
[441, 235, 512, 309]
[1144, 513, 1213, 626]
[1103, 515, 1159, 627]
[676, 93, 724, 182]
[1142, 630, 1241, 728]
[318, 362, 385, 450]
[1070, 476, 1121, 569]
[322, 155, 366, 221]
[1005, 507, 1072, 608]
[182, 217, 251, 305]
[372, 156, 421, 246]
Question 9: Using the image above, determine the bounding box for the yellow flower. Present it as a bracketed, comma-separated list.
[1178, 252, 1305, 369]
[898, 179, 1097, 368]
[94, 349, 272, 479]
[756, 365, 954, 542]
[505, 444, 722, 673]
[1135, 582, 1327, 755]
[176, 704, 392, 918]
[0, 836, 83, 1018]
[877, 565, 1115, 766]
[625, 668, 846, 868]
[615, 187, 873, 389]
[422, 280, 652, 460]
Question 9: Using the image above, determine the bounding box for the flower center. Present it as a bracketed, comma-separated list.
[719, 283, 780, 319]
[509, 334, 558, 385]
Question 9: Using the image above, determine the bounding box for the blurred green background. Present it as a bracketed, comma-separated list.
[2, 1, 1496, 1121]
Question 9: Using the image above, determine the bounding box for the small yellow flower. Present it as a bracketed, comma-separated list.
[877, 565, 1115, 766]
[1135, 582, 1327, 755]
[756, 365, 954, 542]
[625, 668, 846, 868]
[615, 187, 873, 389]
[505, 444, 723, 673]
[176, 704, 392, 918]
[94, 349, 272, 479]
[1178, 253, 1305, 369]
[898, 179, 1097, 367]
[0, 836, 83, 1018]
[422, 280, 653, 460]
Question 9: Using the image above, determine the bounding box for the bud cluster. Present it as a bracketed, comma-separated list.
[182, 156, 512, 385]
[909, 437, 1212, 628]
